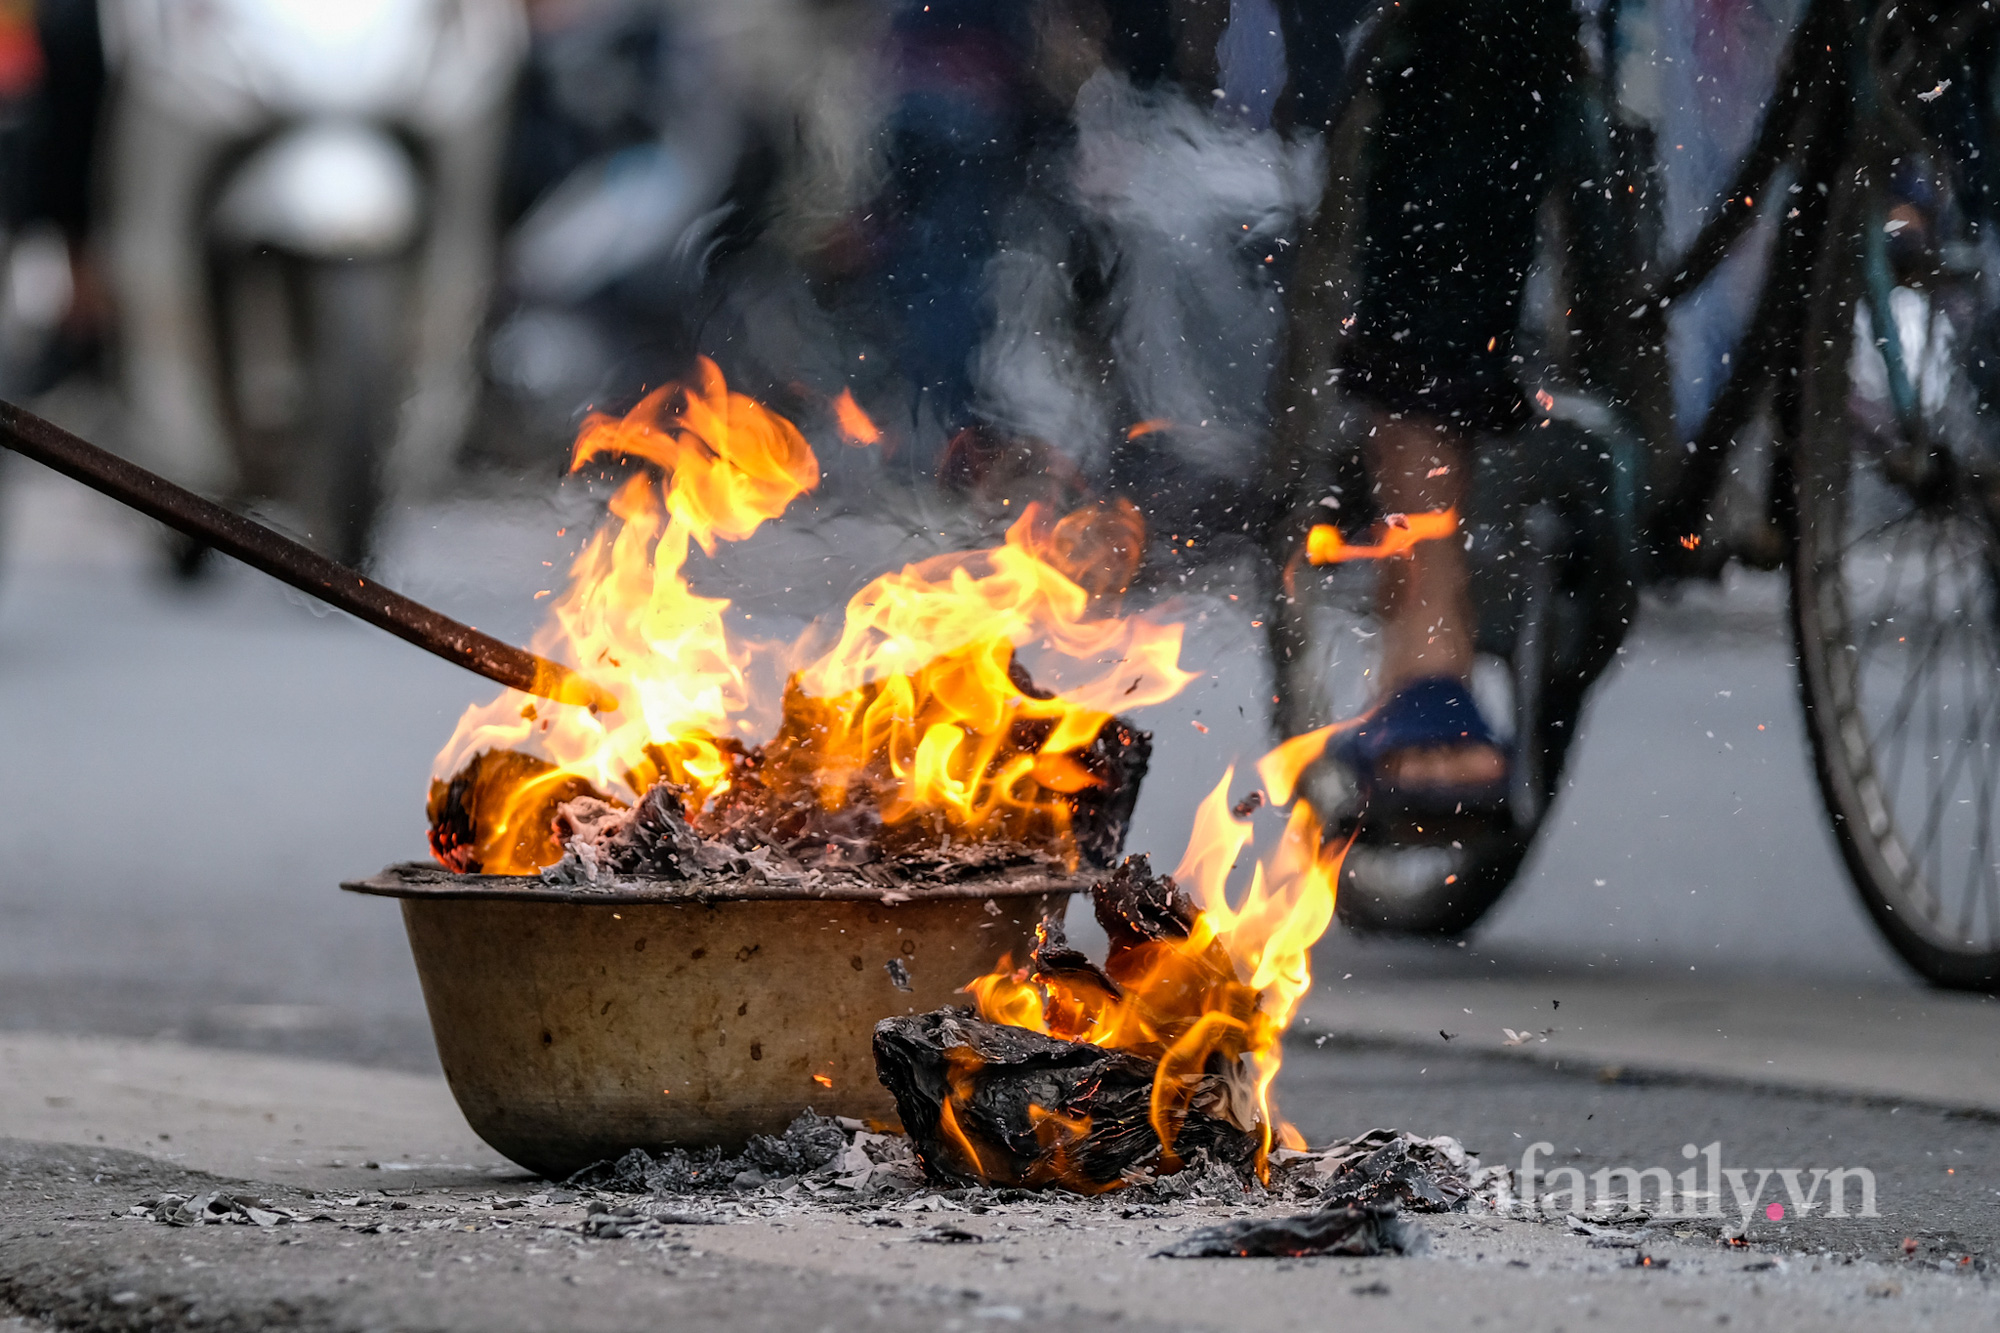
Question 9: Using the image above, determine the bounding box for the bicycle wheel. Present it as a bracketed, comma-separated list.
[1793, 165, 2000, 989]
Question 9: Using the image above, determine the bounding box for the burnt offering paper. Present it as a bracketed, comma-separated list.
[428, 653, 1151, 880]
[871, 1008, 1259, 1191]
[1271, 1128, 1475, 1212]
[1155, 1203, 1431, 1259]
[870, 854, 1281, 1191]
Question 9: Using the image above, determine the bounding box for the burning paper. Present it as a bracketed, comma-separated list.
[874, 733, 1349, 1191]
[427, 358, 1193, 877]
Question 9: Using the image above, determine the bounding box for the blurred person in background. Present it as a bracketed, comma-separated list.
[1295, 0, 1581, 815]
[838, 0, 1577, 815]
[0, 0, 107, 398]
[806, 0, 1316, 493]
[98, 0, 525, 570]
[481, 0, 1321, 502]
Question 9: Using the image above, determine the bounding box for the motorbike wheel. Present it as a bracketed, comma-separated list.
[299, 260, 401, 569]
[1792, 168, 2000, 991]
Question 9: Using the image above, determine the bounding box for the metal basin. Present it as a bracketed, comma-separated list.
[343, 862, 1072, 1179]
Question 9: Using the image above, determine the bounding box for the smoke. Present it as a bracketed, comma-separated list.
[975, 71, 1324, 482]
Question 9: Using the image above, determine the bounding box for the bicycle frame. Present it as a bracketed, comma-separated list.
[1586, 0, 1987, 585]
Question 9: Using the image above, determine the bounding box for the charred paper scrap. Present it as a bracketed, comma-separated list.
[1155, 1203, 1432, 1259]
[129, 1193, 300, 1227]
[872, 1007, 1260, 1191]
[1151, 1129, 1478, 1259]
[568, 1110, 849, 1194]
[1270, 1128, 1476, 1211]
[871, 853, 1282, 1190]
[568, 1110, 928, 1199]
[581, 1200, 724, 1238]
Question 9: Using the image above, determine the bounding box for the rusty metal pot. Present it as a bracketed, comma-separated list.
[343, 862, 1075, 1178]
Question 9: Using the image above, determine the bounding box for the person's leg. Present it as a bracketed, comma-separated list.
[1323, 0, 1578, 794]
[1364, 415, 1505, 787]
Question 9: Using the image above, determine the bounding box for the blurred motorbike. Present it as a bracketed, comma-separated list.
[100, 0, 525, 567]
[479, 0, 739, 460]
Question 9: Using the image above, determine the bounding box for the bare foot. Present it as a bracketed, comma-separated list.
[1364, 414, 1506, 792]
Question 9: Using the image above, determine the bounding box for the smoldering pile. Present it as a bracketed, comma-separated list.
[564, 1111, 1483, 1212]
[426, 655, 1151, 889]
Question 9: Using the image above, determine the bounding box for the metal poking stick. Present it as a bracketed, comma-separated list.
[0, 399, 618, 713]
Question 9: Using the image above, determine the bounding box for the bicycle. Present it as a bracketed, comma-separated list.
[1261, 0, 2000, 989]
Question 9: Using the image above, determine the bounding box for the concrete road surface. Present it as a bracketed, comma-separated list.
[3, 1031, 1997, 1333]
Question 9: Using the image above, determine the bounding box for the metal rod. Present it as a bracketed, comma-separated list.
[0, 399, 618, 713]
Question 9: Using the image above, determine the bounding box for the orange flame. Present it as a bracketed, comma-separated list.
[964, 734, 1348, 1183]
[1305, 508, 1457, 565]
[430, 360, 1193, 874]
[758, 500, 1191, 850]
[832, 387, 881, 445]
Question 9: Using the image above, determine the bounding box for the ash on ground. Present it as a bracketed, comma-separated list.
[562, 1111, 1487, 1251]
[118, 1120, 1493, 1260]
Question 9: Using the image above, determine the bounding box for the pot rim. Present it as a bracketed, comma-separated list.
[342, 860, 1090, 906]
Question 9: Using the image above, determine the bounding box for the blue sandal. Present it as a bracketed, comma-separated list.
[1332, 675, 1511, 818]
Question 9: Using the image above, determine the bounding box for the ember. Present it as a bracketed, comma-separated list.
[1304, 507, 1458, 565]
[426, 358, 1190, 879]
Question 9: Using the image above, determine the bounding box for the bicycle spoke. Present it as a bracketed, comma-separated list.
[1851, 511, 1926, 660]
[1915, 525, 1953, 896]
[1957, 615, 1995, 943]
[1889, 513, 2000, 939]
[1965, 558, 2000, 944]
[1840, 504, 1920, 560]
[1871, 599, 1954, 800]
[1908, 640, 1973, 906]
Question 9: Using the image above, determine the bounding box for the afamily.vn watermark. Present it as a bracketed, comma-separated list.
[1485, 1142, 1879, 1223]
